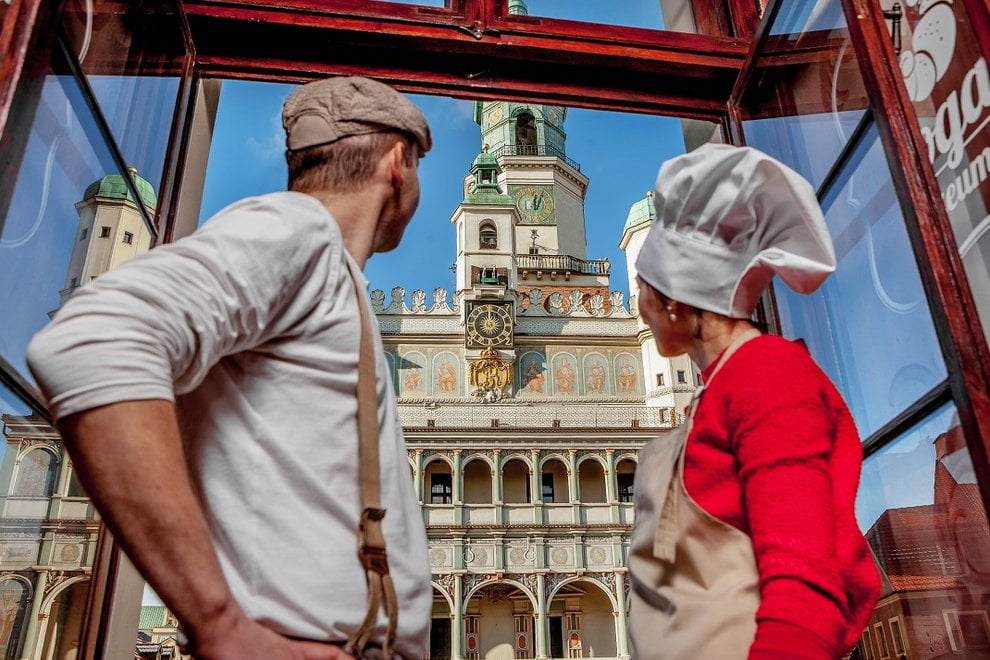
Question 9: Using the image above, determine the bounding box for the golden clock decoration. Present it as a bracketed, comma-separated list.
[510, 185, 555, 225]
[466, 301, 514, 348]
[469, 347, 513, 393]
[489, 108, 504, 125]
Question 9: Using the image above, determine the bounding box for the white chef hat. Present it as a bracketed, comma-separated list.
[636, 143, 836, 318]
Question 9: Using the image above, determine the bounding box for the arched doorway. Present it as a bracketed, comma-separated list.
[577, 459, 606, 503]
[463, 458, 493, 504]
[616, 458, 636, 503]
[424, 458, 454, 504]
[547, 579, 618, 658]
[501, 458, 531, 504]
[429, 585, 453, 660]
[465, 582, 536, 659]
[38, 578, 88, 660]
[541, 458, 568, 504]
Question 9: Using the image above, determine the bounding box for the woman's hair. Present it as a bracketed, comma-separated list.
[286, 130, 417, 194]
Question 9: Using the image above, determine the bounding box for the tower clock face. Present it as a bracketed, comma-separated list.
[510, 185, 555, 225]
[466, 302, 514, 348]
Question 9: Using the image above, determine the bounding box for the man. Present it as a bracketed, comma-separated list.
[26, 77, 432, 659]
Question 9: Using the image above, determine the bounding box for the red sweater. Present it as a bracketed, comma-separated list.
[684, 335, 880, 659]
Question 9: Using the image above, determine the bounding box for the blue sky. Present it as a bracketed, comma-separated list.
[199, 82, 687, 300]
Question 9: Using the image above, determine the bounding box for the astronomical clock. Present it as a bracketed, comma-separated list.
[509, 184, 556, 225]
[465, 301, 514, 349]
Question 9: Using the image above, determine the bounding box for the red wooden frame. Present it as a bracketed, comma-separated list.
[838, 0, 990, 509]
[181, 0, 749, 119]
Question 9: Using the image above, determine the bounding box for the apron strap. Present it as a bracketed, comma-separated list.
[653, 328, 763, 563]
[345, 260, 399, 659]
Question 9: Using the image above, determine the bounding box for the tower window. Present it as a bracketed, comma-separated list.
[541, 473, 555, 503]
[677, 370, 686, 383]
[696, 373, 702, 386]
[479, 222, 498, 249]
[79, 228, 88, 241]
[656, 373, 664, 387]
[515, 112, 537, 147]
[70, 277, 77, 287]
[618, 473, 635, 503]
[99, 226, 111, 238]
[430, 473, 452, 505]
[122, 231, 134, 245]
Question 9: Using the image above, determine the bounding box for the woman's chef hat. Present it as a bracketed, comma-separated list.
[636, 143, 836, 318]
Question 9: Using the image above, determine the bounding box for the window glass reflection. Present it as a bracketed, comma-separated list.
[0, 64, 154, 383]
[522, 0, 668, 31]
[744, 111, 865, 190]
[857, 403, 990, 658]
[59, 1, 187, 209]
[739, 0, 868, 187]
[770, 0, 847, 36]
[0, 382, 96, 659]
[775, 125, 947, 437]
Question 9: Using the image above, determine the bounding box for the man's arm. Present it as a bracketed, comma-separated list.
[61, 399, 349, 660]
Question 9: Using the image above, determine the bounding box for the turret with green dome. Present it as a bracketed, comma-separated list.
[83, 167, 157, 211]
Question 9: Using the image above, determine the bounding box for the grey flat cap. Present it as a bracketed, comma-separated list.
[282, 76, 431, 154]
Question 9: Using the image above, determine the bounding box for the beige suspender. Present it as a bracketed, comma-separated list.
[345, 261, 399, 659]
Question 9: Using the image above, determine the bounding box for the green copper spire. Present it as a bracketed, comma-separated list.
[622, 191, 656, 234]
[508, 0, 528, 15]
[464, 146, 513, 205]
[83, 167, 157, 210]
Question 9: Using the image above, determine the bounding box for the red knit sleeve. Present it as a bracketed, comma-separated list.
[723, 338, 851, 658]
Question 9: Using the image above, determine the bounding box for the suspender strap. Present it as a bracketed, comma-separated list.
[345, 261, 399, 659]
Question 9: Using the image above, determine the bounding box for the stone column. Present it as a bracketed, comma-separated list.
[453, 450, 463, 525]
[568, 449, 580, 525]
[615, 572, 631, 658]
[55, 450, 71, 496]
[19, 571, 48, 660]
[492, 449, 503, 525]
[535, 573, 549, 659]
[413, 449, 424, 504]
[605, 448, 619, 524]
[452, 574, 465, 660]
[529, 449, 542, 525]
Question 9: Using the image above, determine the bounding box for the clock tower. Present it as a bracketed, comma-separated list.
[451, 93, 613, 399]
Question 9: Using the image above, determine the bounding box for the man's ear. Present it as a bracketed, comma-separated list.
[387, 139, 407, 190]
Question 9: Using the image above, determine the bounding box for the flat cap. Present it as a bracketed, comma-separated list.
[282, 76, 432, 154]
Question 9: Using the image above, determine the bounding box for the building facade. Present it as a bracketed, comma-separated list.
[2, 0, 990, 657]
[377, 96, 695, 658]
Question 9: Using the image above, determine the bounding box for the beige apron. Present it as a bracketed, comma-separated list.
[629, 330, 762, 660]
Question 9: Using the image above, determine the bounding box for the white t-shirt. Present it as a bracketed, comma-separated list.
[26, 191, 431, 657]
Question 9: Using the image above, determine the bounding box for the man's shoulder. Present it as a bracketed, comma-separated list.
[203, 191, 333, 231]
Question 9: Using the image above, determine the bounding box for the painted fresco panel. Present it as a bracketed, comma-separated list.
[551, 353, 579, 396]
[614, 353, 642, 395]
[517, 350, 548, 396]
[399, 351, 427, 396]
[583, 353, 610, 396]
[433, 352, 461, 396]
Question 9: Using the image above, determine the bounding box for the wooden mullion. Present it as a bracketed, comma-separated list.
[861, 381, 953, 459]
[841, 0, 990, 515]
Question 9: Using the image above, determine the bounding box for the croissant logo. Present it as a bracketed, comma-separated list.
[899, 0, 956, 102]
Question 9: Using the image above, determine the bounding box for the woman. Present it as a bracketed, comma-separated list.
[628, 144, 880, 659]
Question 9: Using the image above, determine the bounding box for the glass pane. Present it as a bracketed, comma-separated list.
[769, 0, 847, 36]
[60, 0, 188, 212]
[372, 0, 450, 5]
[857, 403, 990, 657]
[775, 125, 947, 437]
[0, 54, 154, 383]
[739, 0, 869, 188]
[875, 0, 990, 348]
[0, 382, 97, 659]
[522, 0, 669, 31]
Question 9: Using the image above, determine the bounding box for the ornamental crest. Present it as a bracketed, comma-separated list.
[469, 347, 513, 402]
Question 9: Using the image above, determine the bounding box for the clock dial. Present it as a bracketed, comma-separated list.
[466, 302, 514, 348]
[510, 185, 555, 225]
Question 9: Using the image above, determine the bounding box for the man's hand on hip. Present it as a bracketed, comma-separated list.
[189, 611, 354, 660]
